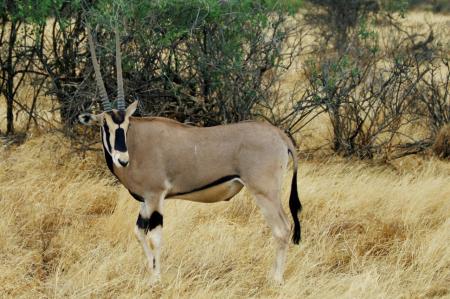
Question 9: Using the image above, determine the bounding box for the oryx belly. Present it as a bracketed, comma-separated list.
[166, 177, 244, 203]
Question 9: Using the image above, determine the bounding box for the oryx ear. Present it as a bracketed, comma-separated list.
[126, 100, 138, 117]
[78, 113, 102, 126]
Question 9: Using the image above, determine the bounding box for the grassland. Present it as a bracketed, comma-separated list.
[0, 10, 449, 299]
[1, 133, 449, 298]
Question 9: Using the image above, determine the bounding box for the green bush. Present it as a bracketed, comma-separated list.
[83, 0, 302, 125]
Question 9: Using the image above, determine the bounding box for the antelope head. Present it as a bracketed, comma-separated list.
[79, 25, 137, 168]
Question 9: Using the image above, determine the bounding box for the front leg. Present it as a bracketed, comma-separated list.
[148, 225, 162, 277]
[134, 193, 164, 281]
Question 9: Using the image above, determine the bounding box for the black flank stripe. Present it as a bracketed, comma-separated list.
[129, 191, 144, 202]
[169, 175, 240, 197]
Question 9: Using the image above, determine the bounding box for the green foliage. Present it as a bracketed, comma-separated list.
[382, 0, 408, 14]
[0, 0, 80, 23]
[89, 0, 301, 28]
[82, 0, 303, 124]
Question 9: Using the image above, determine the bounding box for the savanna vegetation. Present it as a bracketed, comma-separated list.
[0, 0, 449, 297]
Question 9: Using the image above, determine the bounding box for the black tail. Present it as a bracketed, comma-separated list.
[289, 167, 302, 244]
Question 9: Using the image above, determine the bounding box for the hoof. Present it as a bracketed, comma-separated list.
[272, 276, 284, 286]
[149, 273, 161, 285]
[269, 270, 284, 285]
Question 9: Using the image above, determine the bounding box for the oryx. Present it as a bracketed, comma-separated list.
[79, 26, 302, 284]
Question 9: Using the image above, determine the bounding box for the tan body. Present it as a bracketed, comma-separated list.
[114, 117, 292, 204]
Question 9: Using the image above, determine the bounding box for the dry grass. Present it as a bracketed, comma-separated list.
[1, 133, 449, 298]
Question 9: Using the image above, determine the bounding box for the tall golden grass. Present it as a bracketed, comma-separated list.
[1, 133, 449, 298]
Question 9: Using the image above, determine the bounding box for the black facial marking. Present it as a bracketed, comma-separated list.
[101, 126, 115, 176]
[102, 122, 112, 153]
[136, 211, 163, 234]
[111, 110, 125, 124]
[169, 175, 240, 197]
[114, 128, 127, 152]
[103, 147, 115, 175]
[129, 191, 144, 202]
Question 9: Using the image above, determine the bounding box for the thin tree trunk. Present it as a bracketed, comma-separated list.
[5, 20, 18, 135]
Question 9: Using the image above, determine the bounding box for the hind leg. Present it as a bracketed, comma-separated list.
[240, 148, 291, 282]
[252, 191, 290, 283]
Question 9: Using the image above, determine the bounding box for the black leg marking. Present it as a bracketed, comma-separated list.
[136, 211, 163, 234]
[136, 214, 149, 233]
[148, 211, 163, 231]
[153, 257, 156, 269]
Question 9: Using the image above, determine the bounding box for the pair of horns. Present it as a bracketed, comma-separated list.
[87, 24, 126, 112]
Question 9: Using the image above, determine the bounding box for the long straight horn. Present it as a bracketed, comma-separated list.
[115, 24, 126, 111]
[86, 26, 112, 112]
